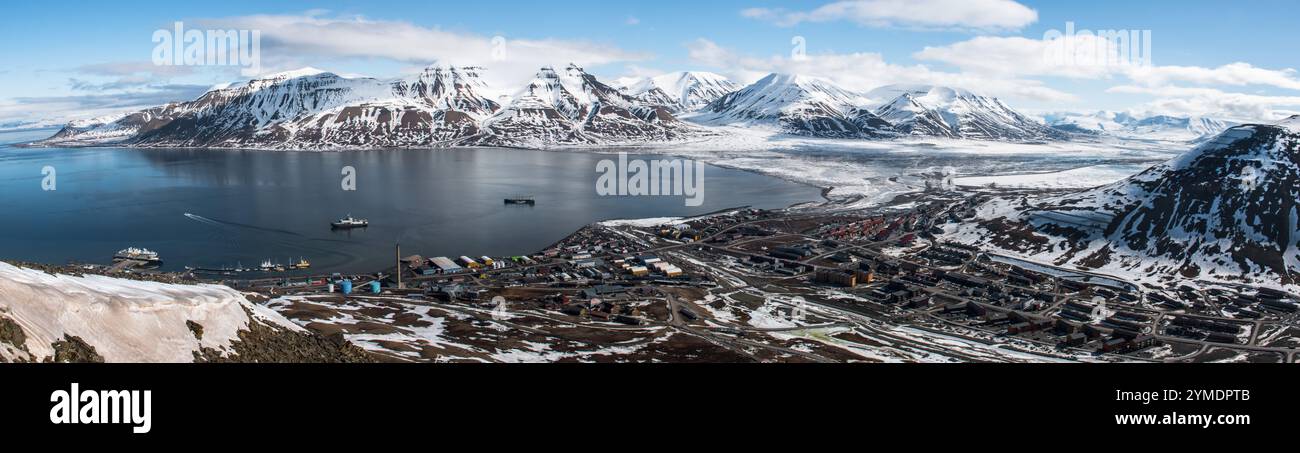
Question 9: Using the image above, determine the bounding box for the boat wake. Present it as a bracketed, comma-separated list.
[184, 213, 302, 236]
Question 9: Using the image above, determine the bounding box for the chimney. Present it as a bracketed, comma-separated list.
[396, 242, 404, 289]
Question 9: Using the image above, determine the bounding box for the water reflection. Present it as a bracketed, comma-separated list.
[0, 144, 822, 274]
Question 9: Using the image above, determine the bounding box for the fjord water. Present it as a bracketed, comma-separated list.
[0, 131, 821, 274]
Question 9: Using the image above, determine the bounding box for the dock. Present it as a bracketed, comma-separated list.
[109, 260, 149, 272]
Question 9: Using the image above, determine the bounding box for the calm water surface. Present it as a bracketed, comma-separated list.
[0, 130, 822, 274]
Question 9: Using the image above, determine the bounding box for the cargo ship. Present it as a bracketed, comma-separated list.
[331, 215, 369, 229]
[113, 247, 163, 266]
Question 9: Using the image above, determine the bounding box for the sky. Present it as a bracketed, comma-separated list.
[2, 0, 1298, 126]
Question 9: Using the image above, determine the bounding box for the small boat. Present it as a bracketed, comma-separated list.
[504, 196, 536, 206]
[332, 215, 369, 229]
[291, 257, 312, 269]
[113, 247, 163, 265]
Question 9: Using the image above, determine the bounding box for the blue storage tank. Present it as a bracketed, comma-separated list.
[340, 279, 353, 294]
[370, 281, 381, 294]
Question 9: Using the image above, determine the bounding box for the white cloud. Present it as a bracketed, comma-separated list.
[914, 35, 1126, 79]
[1108, 85, 1300, 121]
[1125, 63, 1300, 91]
[742, 0, 1037, 31]
[913, 33, 1300, 120]
[0, 84, 210, 126]
[197, 13, 652, 92]
[917, 35, 1300, 91]
[3, 12, 654, 124]
[685, 38, 1077, 103]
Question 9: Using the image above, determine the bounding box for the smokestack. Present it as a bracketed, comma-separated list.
[396, 242, 403, 289]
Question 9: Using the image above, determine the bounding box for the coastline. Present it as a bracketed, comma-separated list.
[4, 129, 1183, 283]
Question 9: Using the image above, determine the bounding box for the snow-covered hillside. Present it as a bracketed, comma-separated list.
[1044, 111, 1237, 143]
[618, 71, 739, 113]
[1128, 115, 1237, 142]
[38, 65, 1261, 149]
[866, 85, 1065, 141]
[947, 116, 1300, 290]
[1041, 111, 1135, 135]
[37, 64, 692, 149]
[691, 73, 896, 138]
[0, 262, 367, 363]
[468, 65, 691, 147]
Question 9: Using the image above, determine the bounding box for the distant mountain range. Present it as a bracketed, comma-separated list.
[868, 85, 1066, 141]
[1043, 110, 1238, 143]
[954, 115, 1300, 289]
[617, 71, 740, 113]
[689, 73, 895, 139]
[33, 64, 1177, 149]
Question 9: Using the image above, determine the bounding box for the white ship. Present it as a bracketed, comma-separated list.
[113, 247, 163, 265]
[331, 215, 369, 229]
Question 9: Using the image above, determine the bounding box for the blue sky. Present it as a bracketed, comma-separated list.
[3, 0, 1299, 125]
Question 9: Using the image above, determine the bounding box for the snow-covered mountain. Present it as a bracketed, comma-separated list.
[39, 66, 1261, 149]
[37, 65, 689, 149]
[1040, 110, 1136, 135]
[866, 85, 1066, 141]
[1044, 111, 1236, 143]
[1127, 115, 1237, 142]
[0, 117, 95, 133]
[873, 92, 961, 138]
[42, 105, 191, 145]
[468, 65, 690, 147]
[950, 116, 1300, 289]
[618, 71, 739, 113]
[138, 66, 506, 148]
[692, 73, 896, 138]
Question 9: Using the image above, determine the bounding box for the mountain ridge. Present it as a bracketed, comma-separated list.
[35, 67, 1077, 148]
[1044, 110, 1238, 143]
[690, 73, 897, 139]
[618, 71, 739, 113]
[866, 84, 1066, 141]
[949, 122, 1300, 289]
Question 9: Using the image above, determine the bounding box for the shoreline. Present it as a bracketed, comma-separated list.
[15, 126, 1184, 206]
[2, 136, 1175, 283]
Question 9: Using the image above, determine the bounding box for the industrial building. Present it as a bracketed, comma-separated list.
[814, 268, 874, 288]
[429, 257, 463, 274]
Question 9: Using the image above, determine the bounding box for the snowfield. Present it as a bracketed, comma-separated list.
[943, 119, 1300, 292]
[0, 262, 299, 363]
[628, 125, 1182, 204]
[953, 163, 1152, 190]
